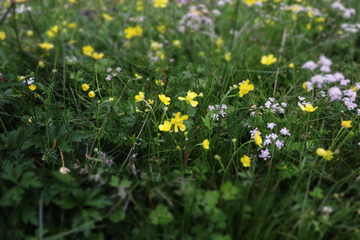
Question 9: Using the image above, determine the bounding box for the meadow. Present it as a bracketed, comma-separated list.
[0, 0, 360, 239]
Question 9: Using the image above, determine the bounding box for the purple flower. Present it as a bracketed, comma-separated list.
[340, 79, 351, 86]
[267, 123, 276, 130]
[302, 61, 318, 71]
[280, 127, 291, 136]
[275, 140, 284, 150]
[328, 86, 342, 101]
[259, 149, 270, 161]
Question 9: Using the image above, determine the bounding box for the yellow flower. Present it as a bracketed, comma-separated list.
[300, 104, 318, 112]
[103, 13, 114, 21]
[135, 92, 145, 102]
[306, 23, 312, 30]
[148, 99, 154, 104]
[92, 52, 104, 60]
[158, 94, 171, 105]
[245, 0, 256, 5]
[82, 45, 94, 56]
[135, 73, 142, 79]
[315, 17, 325, 22]
[216, 37, 224, 48]
[261, 54, 277, 65]
[153, 0, 168, 8]
[171, 112, 188, 132]
[155, 79, 164, 86]
[159, 120, 172, 132]
[124, 26, 143, 39]
[38, 61, 45, 68]
[109, 97, 114, 102]
[202, 139, 210, 149]
[0, 31, 6, 40]
[341, 118, 352, 128]
[156, 51, 165, 59]
[38, 42, 54, 51]
[88, 91, 95, 98]
[178, 90, 198, 107]
[82, 84, 90, 91]
[68, 0, 77, 3]
[136, 1, 144, 11]
[46, 25, 59, 38]
[224, 52, 231, 62]
[16, 0, 27, 2]
[27, 30, 34, 37]
[316, 148, 333, 161]
[254, 130, 262, 148]
[151, 41, 162, 51]
[173, 40, 181, 48]
[68, 23, 77, 28]
[28, 85, 36, 91]
[289, 63, 295, 68]
[241, 155, 250, 167]
[157, 25, 166, 34]
[239, 80, 254, 97]
[199, 92, 204, 98]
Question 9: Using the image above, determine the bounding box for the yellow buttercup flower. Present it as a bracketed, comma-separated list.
[68, 23, 77, 28]
[135, 73, 142, 79]
[202, 139, 210, 149]
[38, 61, 45, 68]
[124, 26, 143, 39]
[148, 99, 154, 104]
[155, 79, 164, 86]
[178, 91, 198, 107]
[224, 52, 231, 62]
[216, 37, 224, 48]
[27, 30, 34, 37]
[289, 63, 295, 68]
[245, 0, 256, 6]
[261, 54, 277, 65]
[92, 52, 104, 60]
[135, 92, 145, 102]
[316, 148, 333, 161]
[173, 40, 181, 48]
[103, 13, 114, 21]
[82, 45, 94, 56]
[0, 31, 6, 40]
[254, 131, 262, 148]
[158, 94, 171, 105]
[28, 85, 36, 91]
[38, 42, 54, 51]
[136, 1, 144, 11]
[159, 120, 172, 132]
[341, 118, 352, 128]
[241, 155, 250, 167]
[300, 104, 318, 112]
[239, 80, 254, 97]
[153, 0, 168, 8]
[88, 91, 95, 98]
[171, 112, 188, 132]
[82, 84, 90, 91]
[109, 97, 114, 102]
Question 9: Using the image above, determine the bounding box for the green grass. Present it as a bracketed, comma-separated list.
[1, 0, 360, 239]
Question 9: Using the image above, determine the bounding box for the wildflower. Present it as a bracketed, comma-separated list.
[137, 1, 144, 11]
[173, 40, 181, 48]
[124, 26, 143, 39]
[216, 37, 224, 48]
[38, 61, 45, 68]
[82, 84, 90, 91]
[280, 127, 291, 136]
[239, 79, 254, 97]
[316, 148, 333, 161]
[135, 92, 145, 102]
[156, 51, 165, 59]
[88, 91, 95, 98]
[259, 149, 270, 160]
[135, 73, 142, 79]
[109, 97, 114, 102]
[155, 79, 164, 86]
[289, 63, 295, 68]
[68, 23, 77, 28]
[82, 45, 94, 56]
[59, 167, 71, 175]
[103, 13, 114, 21]
[275, 140, 284, 150]
[224, 52, 231, 62]
[157, 25, 166, 33]
[341, 118, 352, 128]
[261, 54, 277, 65]
[92, 53, 104, 60]
[27, 30, 34, 37]
[178, 91, 198, 107]
[38, 42, 54, 51]
[328, 86, 342, 101]
[171, 112, 188, 132]
[254, 130, 262, 148]
[153, 0, 168, 8]
[300, 104, 318, 112]
[0, 31, 5, 40]
[46, 25, 59, 38]
[245, 0, 256, 6]
[159, 120, 172, 132]
[28, 85, 36, 91]
[241, 155, 250, 167]
[202, 139, 210, 149]
[267, 123, 276, 130]
[301, 61, 318, 71]
[158, 94, 171, 105]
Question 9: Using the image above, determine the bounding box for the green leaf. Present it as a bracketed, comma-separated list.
[309, 187, 323, 199]
[110, 208, 125, 223]
[220, 181, 239, 200]
[199, 190, 219, 212]
[149, 203, 174, 225]
[110, 176, 119, 187]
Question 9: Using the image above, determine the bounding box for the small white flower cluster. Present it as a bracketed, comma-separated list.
[105, 67, 122, 81]
[208, 104, 227, 121]
[330, 2, 356, 19]
[302, 55, 332, 73]
[279, 3, 322, 16]
[341, 23, 360, 33]
[253, 126, 291, 161]
[250, 97, 287, 116]
[217, 0, 232, 7]
[65, 56, 78, 64]
[297, 96, 312, 107]
[178, 5, 220, 32]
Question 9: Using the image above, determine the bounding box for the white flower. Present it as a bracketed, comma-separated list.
[301, 61, 318, 71]
[333, 72, 345, 81]
[275, 140, 284, 150]
[259, 149, 270, 161]
[318, 55, 332, 67]
[59, 167, 71, 175]
[267, 123, 276, 130]
[280, 127, 291, 136]
[319, 65, 331, 73]
[328, 86, 342, 101]
[340, 79, 351, 86]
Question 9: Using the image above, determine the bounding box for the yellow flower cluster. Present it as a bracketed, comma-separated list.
[159, 112, 188, 132]
[124, 26, 143, 39]
[82, 45, 104, 60]
[178, 91, 198, 107]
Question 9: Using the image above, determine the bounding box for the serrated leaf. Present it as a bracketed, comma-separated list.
[220, 181, 239, 200]
[110, 208, 125, 223]
[149, 204, 174, 225]
[110, 176, 119, 187]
